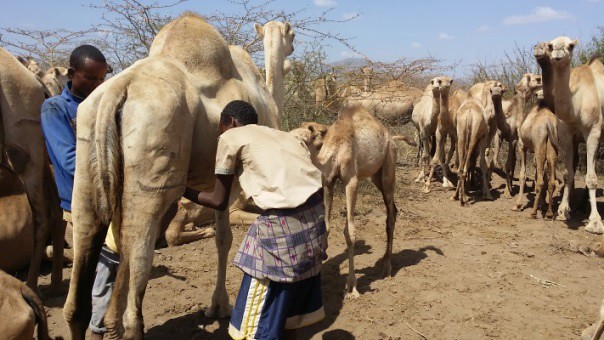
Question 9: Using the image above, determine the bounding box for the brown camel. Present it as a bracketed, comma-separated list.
[548, 36, 604, 233]
[453, 80, 505, 205]
[0, 47, 65, 293]
[0, 269, 62, 340]
[291, 106, 405, 299]
[63, 13, 282, 339]
[492, 73, 542, 198]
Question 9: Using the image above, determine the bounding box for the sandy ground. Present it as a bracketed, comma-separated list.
[37, 155, 604, 339]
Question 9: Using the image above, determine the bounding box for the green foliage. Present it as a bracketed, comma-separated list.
[578, 26, 604, 65]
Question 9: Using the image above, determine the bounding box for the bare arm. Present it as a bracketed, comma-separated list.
[183, 174, 234, 211]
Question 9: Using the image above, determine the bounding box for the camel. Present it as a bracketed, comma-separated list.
[314, 73, 338, 108]
[513, 89, 571, 218]
[343, 79, 424, 125]
[291, 106, 407, 299]
[0, 270, 62, 340]
[453, 80, 505, 205]
[0, 47, 65, 293]
[17, 57, 69, 97]
[548, 36, 604, 233]
[411, 77, 453, 192]
[0, 162, 34, 272]
[430, 87, 468, 189]
[254, 21, 295, 115]
[63, 13, 284, 339]
[491, 73, 542, 198]
[582, 299, 604, 340]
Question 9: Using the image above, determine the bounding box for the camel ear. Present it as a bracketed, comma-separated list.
[254, 23, 264, 38]
[547, 43, 553, 52]
[569, 39, 578, 51]
[53, 67, 61, 77]
[106, 64, 113, 74]
[450, 79, 454, 84]
[284, 22, 292, 35]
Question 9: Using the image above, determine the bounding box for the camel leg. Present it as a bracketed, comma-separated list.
[479, 138, 493, 201]
[503, 139, 517, 199]
[64, 182, 106, 340]
[323, 181, 335, 238]
[452, 129, 466, 202]
[513, 145, 527, 211]
[440, 131, 455, 188]
[164, 204, 215, 247]
[205, 208, 233, 318]
[584, 130, 604, 233]
[372, 144, 397, 278]
[545, 141, 557, 219]
[423, 134, 436, 193]
[415, 133, 427, 183]
[491, 130, 502, 169]
[531, 142, 547, 218]
[343, 177, 360, 299]
[557, 131, 575, 220]
[448, 134, 458, 171]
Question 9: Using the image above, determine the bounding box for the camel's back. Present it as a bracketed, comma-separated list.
[0, 271, 36, 340]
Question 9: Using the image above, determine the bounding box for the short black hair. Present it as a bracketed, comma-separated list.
[220, 100, 258, 125]
[69, 45, 106, 70]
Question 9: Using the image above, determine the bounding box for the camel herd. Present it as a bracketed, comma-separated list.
[1, 10, 604, 339]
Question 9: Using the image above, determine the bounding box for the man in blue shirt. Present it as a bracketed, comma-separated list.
[40, 45, 110, 340]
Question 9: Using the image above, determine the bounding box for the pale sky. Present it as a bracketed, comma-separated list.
[1, 0, 602, 71]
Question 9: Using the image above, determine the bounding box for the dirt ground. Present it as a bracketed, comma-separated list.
[37, 154, 604, 339]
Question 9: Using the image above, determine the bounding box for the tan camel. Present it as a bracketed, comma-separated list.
[63, 13, 281, 339]
[255, 21, 295, 115]
[421, 76, 455, 193]
[291, 105, 401, 299]
[343, 79, 424, 125]
[492, 73, 542, 198]
[0, 270, 62, 340]
[41, 67, 69, 97]
[0, 162, 34, 272]
[582, 299, 604, 340]
[431, 87, 468, 189]
[548, 36, 604, 233]
[17, 56, 44, 77]
[0, 47, 65, 293]
[513, 89, 571, 218]
[453, 80, 505, 205]
[314, 72, 338, 108]
[411, 77, 451, 191]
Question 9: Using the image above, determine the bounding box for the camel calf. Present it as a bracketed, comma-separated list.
[513, 90, 571, 218]
[292, 106, 410, 299]
[0, 270, 62, 340]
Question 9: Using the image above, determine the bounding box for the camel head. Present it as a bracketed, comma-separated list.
[488, 81, 505, 99]
[17, 56, 43, 77]
[292, 122, 329, 162]
[516, 73, 542, 94]
[548, 36, 578, 67]
[42, 66, 70, 97]
[434, 76, 453, 94]
[533, 42, 550, 61]
[254, 21, 295, 57]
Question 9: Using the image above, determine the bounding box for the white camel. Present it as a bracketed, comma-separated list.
[548, 36, 604, 233]
[63, 15, 290, 339]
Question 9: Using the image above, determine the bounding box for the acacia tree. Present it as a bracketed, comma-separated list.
[0, 27, 96, 68]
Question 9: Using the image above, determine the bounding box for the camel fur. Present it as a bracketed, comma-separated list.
[453, 80, 505, 205]
[0, 269, 62, 340]
[291, 106, 400, 299]
[513, 89, 571, 218]
[63, 14, 286, 339]
[0, 47, 65, 293]
[548, 36, 604, 233]
[492, 73, 542, 198]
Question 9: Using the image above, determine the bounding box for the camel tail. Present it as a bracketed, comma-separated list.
[546, 119, 560, 153]
[20, 285, 61, 340]
[391, 134, 417, 146]
[94, 80, 128, 226]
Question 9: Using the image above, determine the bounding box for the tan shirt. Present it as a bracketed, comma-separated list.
[215, 124, 322, 210]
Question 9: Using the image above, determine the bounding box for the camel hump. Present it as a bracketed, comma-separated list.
[588, 53, 602, 65]
[149, 12, 235, 81]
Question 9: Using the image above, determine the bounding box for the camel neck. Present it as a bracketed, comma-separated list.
[552, 63, 573, 122]
[264, 37, 285, 116]
[538, 60, 556, 112]
[439, 90, 450, 120]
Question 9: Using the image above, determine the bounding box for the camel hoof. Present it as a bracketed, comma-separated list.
[450, 195, 457, 201]
[204, 304, 232, 319]
[421, 186, 431, 194]
[382, 262, 392, 278]
[545, 211, 554, 220]
[590, 242, 604, 257]
[530, 212, 537, 219]
[511, 206, 521, 212]
[442, 180, 455, 189]
[581, 322, 598, 340]
[585, 219, 604, 234]
[503, 192, 512, 199]
[345, 289, 360, 300]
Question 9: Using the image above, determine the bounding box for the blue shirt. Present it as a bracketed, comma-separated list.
[41, 81, 84, 211]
